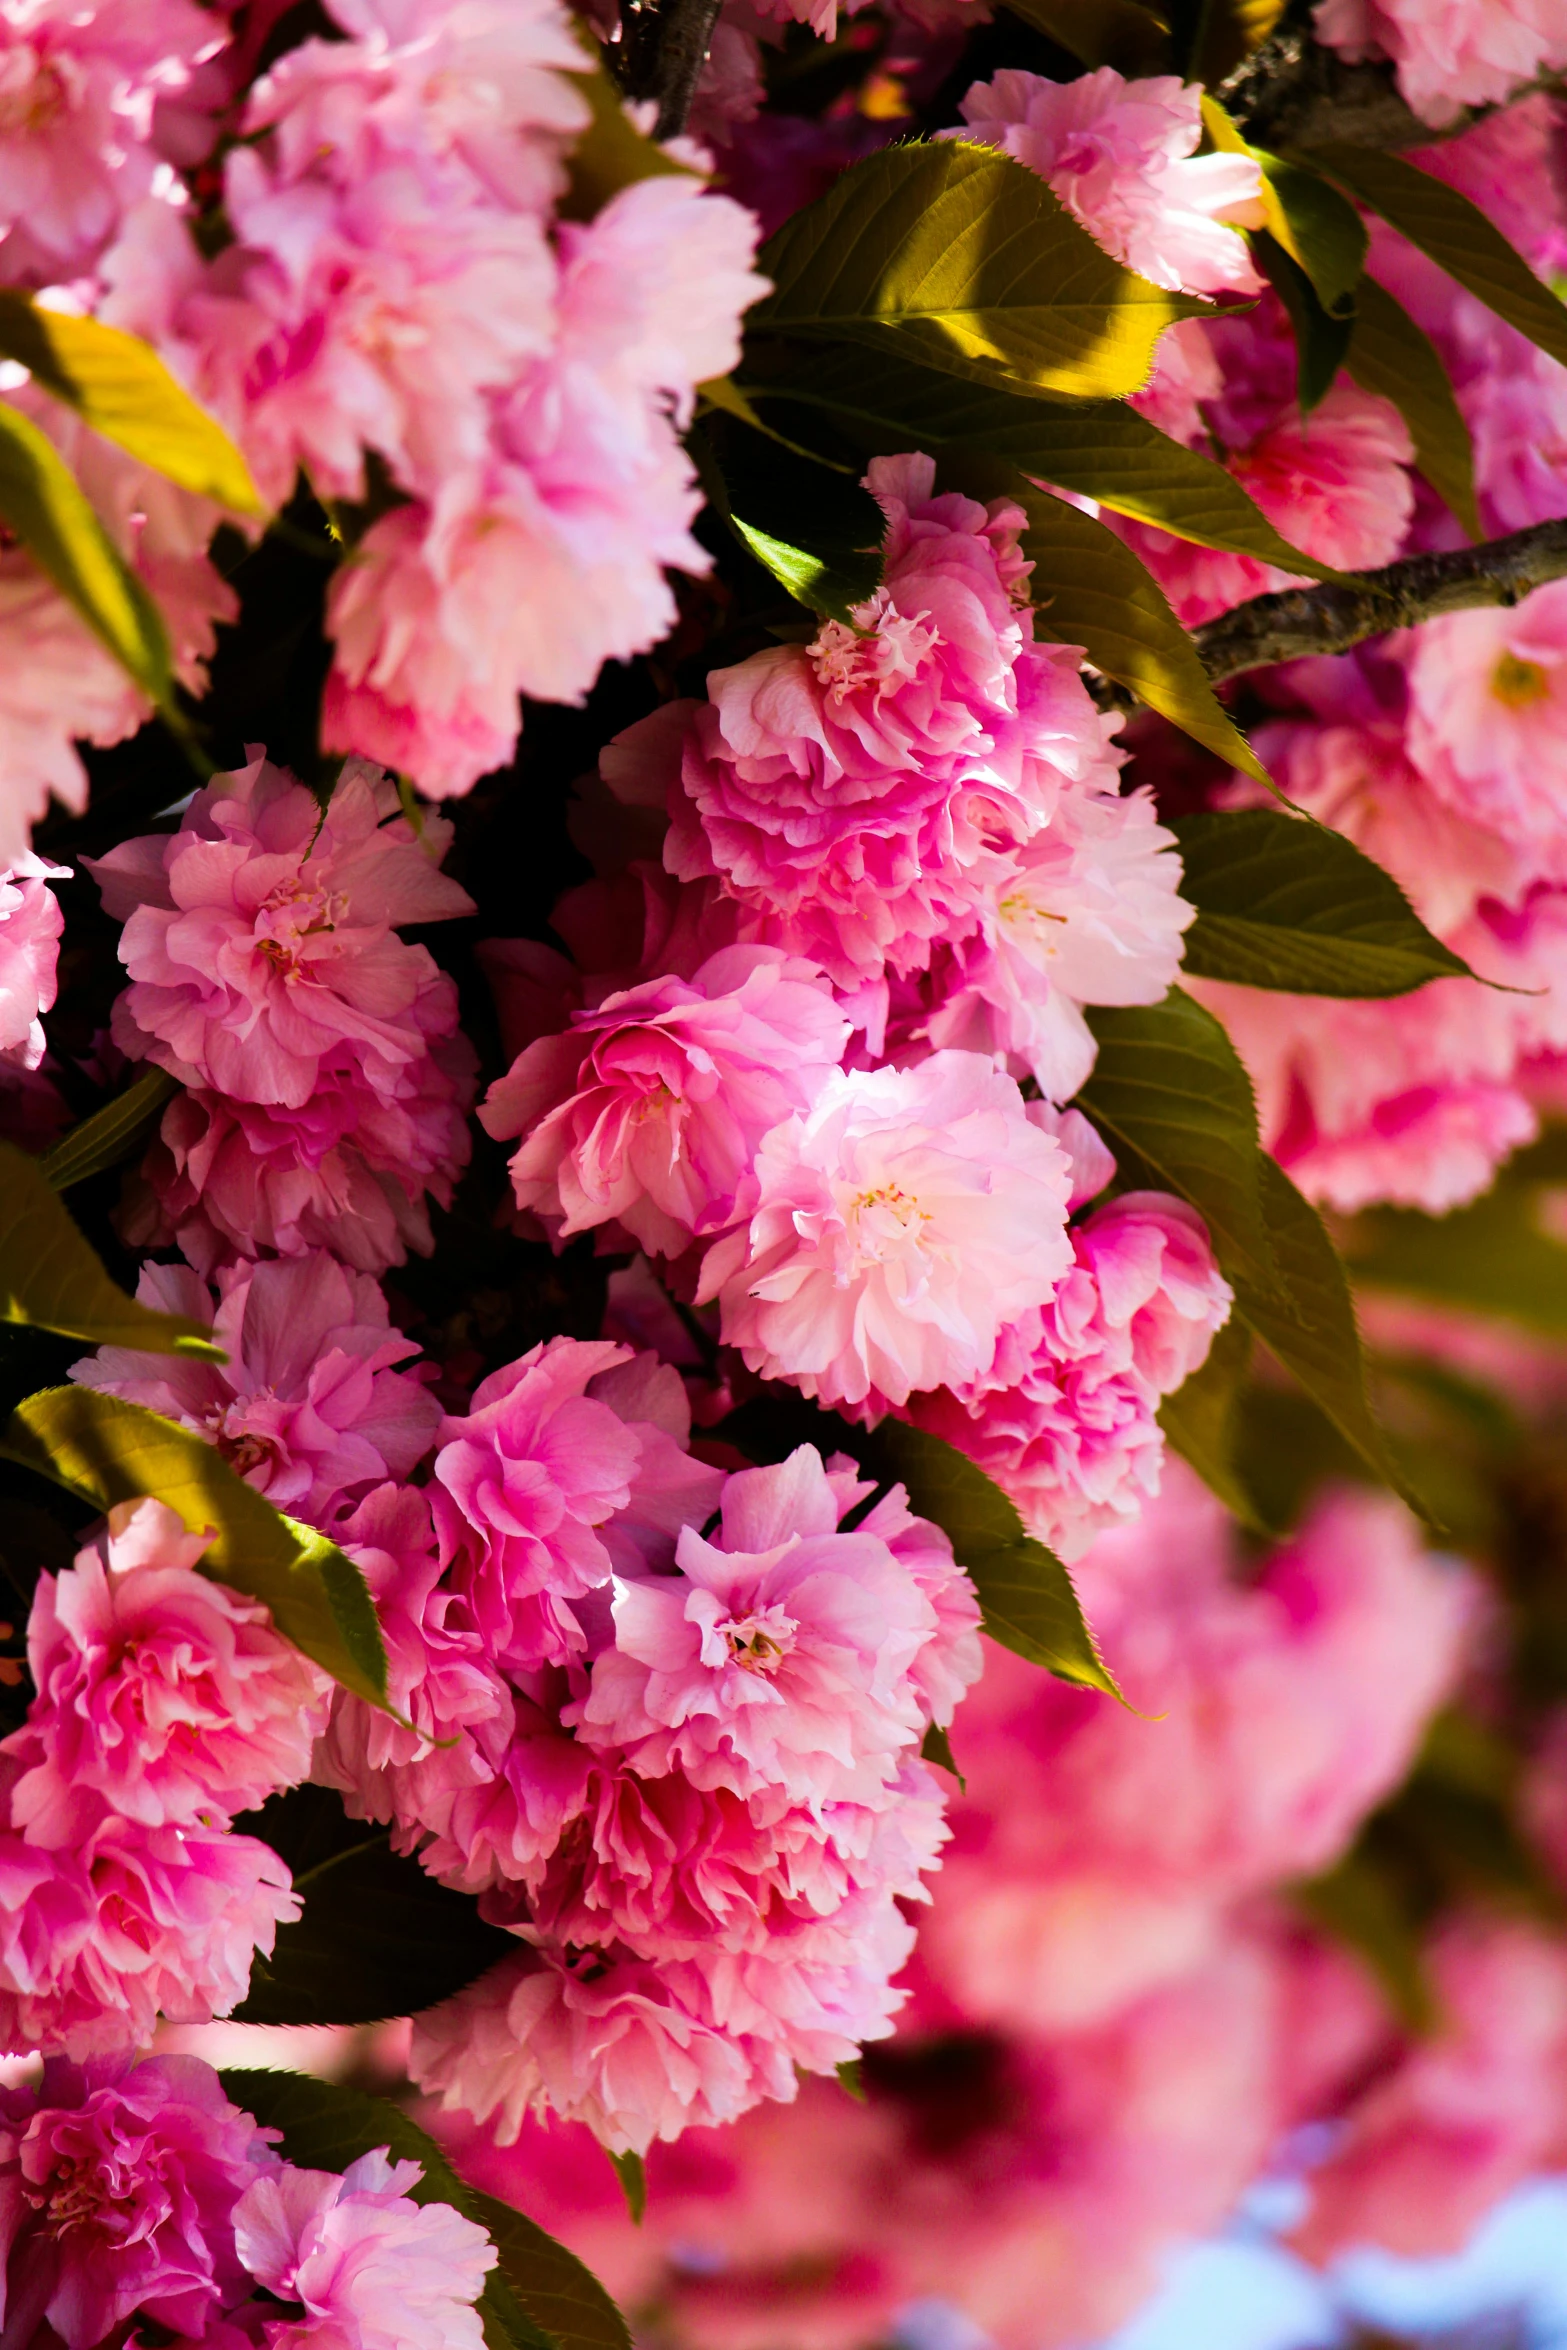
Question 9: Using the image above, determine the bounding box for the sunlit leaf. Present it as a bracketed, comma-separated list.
[1172, 808, 1476, 995]
[700, 417, 883, 623]
[757, 142, 1215, 402]
[1, 1386, 388, 1703]
[0, 292, 262, 513]
[0, 399, 172, 706]
[1202, 103, 1365, 316]
[0, 1140, 215, 1353]
[1347, 277, 1480, 540]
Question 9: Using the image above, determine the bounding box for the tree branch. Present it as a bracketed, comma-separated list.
[1217, 0, 1564, 152]
[613, 0, 724, 137]
[1193, 518, 1567, 684]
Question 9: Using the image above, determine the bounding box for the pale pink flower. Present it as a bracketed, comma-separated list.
[0, 1799, 299, 2058]
[954, 67, 1264, 294]
[0, 2053, 277, 2346]
[1315, 0, 1567, 126]
[91, 752, 475, 1269]
[0, 0, 221, 280]
[0, 548, 146, 861]
[0, 849, 67, 1069]
[430, 1337, 645, 1674]
[1292, 1917, 1567, 2261]
[647, 453, 1124, 997]
[481, 946, 850, 1256]
[1402, 583, 1567, 873]
[697, 1050, 1075, 1415]
[906, 1193, 1232, 1561]
[570, 1446, 947, 1806]
[233, 2148, 494, 2350]
[911, 785, 1193, 1101]
[7, 1497, 327, 1844]
[72, 1254, 440, 1527]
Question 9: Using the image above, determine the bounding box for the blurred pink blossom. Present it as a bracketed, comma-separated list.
[1315, 0, 1567, 126]
[0, 850, 67, 1069]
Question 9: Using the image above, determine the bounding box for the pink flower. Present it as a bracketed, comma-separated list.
[906, 1192, 1232, 1560]
[0, 547, 146, 861]
[430, 1338, 646, 1673]
[1402, 583, 1567, 873]
[909, 784, 1193, 1101]
[570, 1445, 955, 1806]
[6, 1497, 327, 1844]
[480, 946, 851, 1256]
[644, 453, 1124, 997]
[0, 0, 222, 281]
[0, 850, 67, 1069]
[233, 2147, 494, 2350]
[697, 1050, 1075, 1415]
[0, 1802, 299, 2057]
[90, 752, 475, 1270]
[73, 1254, 440, 1527]
[1315, 0, 1567, 126]
[1291, 1917, 1567, 2261]
[954, 67, 1264, 294]
[0, 2053, 276, 2348]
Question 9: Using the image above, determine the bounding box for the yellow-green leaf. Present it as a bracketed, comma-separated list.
[1306, 144, 1567, 374]
[39, 1068, 178, 1191]
[0, 398, 173, 706]
[1203, 102, 1366, 316]
[1347, 275, 1481, 541]
[756, 141, 1216, 403]
[999, 0, 1171, 72]
[0, 293, 263, 514]
[0, 1139, 215, 1354]
[1014, 484, 1274, 786]
[1, 1386, 388, 1703]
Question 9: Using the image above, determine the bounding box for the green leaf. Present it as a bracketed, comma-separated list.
[0, 292, 263, 513]
[1185, 0, 1286, 80]
[1295, 1848, 1435, 2032]
[607, 2149, 647, 2225]
[558, 54, 696, 223]
[1347, 276, 1480, 541]
[221, 2070, 629, 2350]
[39, 1068, 178, 1191]
[1077, 989, 1280, 1298]
[999, 0, 1172, 72]
[859, 1419, 1123, 1698]
[919, 1720, 965, 1787]
[1171, 808, 1475, 995]
[762, 348, 1345, 579]
[0, 1140, 216, 1353]
[1014, 484, 1274, 787]
[0, 398, 173, 706]
[1156, 1314, 1270, 1532]
[756, 141, 1215, 403]
[1306, 145, 1567, 375]
[836, 2057, 867, 2101]
[1, 1386, 388, 1703]
[1232, 1157, 1430, 1517]
[234, 1784, 515, 2026]
[1344, 1166, 1567, 1337]
[700, 419, 883, 623]
[1253, 230, 1352, 413]
[1201, 104, 1365, 317]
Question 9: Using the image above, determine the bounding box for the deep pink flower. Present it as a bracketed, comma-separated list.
[7, 1497, 327, 1844]
[481, 946, 851, 1256]
[639, 453, 1124, 997]
[0, 2053, 275, 2348]
[907, 1192, 1232, 1560]
[233, 2147, 494, 2350]
[954, 66, 1264, 293]
[570, 1446, 953, 1806]
[72, 1253, 440, 1527]
[699, 1050, 1074, 1414]
[91, 752, 475, 1270]
[909, 784, 1193, 1101]
[0, 851, 67, 1070]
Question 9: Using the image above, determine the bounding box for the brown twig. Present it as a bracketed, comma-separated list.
[613, 0, 724, 137]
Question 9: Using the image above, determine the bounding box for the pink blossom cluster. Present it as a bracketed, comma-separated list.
[92, 752, 477, 1273]
[0, 1497, 327, 2058]
[480, 450, 1227, 1539]
[424, 1467, 1499, 2348]
[307, 1337, 982, 2152]
[0, 2050, 494, 2350]
[0, 851, 67, 1071]
[1315, 0, 1567, 127]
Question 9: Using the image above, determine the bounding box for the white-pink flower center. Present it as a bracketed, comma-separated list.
[848, 1181, 930, 1270]
[254, 877, 349, 976]
[809, 598, 941, 702]
[1492, 650, 1551, 708]
[997, 886, 1068, 960]
[206, 1397, 280, 1478]
[709, 1601, 797, 1675]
